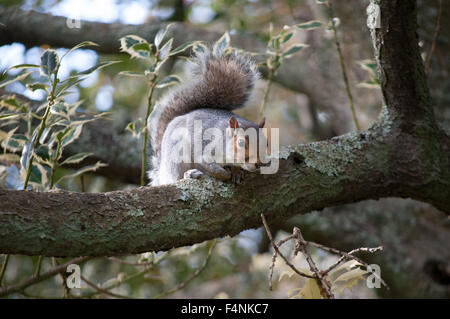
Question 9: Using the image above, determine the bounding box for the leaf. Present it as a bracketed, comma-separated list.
[57, 161, 107, 183]
[282, 44, 308, 59]
[299, 278, 323, 299]
[268, 36, 280, 51]
[50, 102, 70, 117]
[288, 279, 322, 299]
[34, 145, 52, 166]
[60, 152, 93, 166]
[193, 42, 207, 54]
[40, 49, 59, 75]
[120, 35, 148, 55]
[279, 270, 296, 282]
[156, 75, 182, 89]
[154, 24, 173, 49]
[57, 124, 83, 147]
[0, 111, 22, 120]
[169, 41, 198, 56]
[357, 80, 380, 89]
[158, 38, 173, 60]
[333, 267, 368, 283]
[27, 162, 50, 187]
[330, 260, 363, 276]
[26, 82, 49, 92]
[357, 59, 377, 77]
[118, 71, 146, 78]
[20, 140, 33, 170]
[0, 153, 20, 163]
[75, 61, 121, 77]
[296, 20, 325, 30]
[0, 71, 33, 89]
[125, 120, 143, 138]
[55, 78, 85, 97]
[331, 267, 368, 294]
[213, 32, 231, 56]
[61, 41, 99, 61]
[0, 96, 21, 110]
[280, 32, 294, 44]
[130, 42, 153, 59]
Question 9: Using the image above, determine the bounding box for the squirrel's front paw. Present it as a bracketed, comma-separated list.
[229, 166, 245, 184]
[184, 169, 204, 180]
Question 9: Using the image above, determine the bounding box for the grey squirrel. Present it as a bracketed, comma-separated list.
[147, 48, 267, 186]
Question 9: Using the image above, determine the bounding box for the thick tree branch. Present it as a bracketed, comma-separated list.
[0, 114, 449, 256]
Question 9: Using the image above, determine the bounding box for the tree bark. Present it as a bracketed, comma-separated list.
[0, 0, 449, 258]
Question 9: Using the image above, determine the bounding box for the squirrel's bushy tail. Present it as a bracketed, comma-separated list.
[148, 48, 259, 185]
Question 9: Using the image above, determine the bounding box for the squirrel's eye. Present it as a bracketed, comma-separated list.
[238, 139, 245, 148]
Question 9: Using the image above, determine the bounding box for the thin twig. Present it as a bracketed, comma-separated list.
[425, 0, 442, 76]
[268, 249, 277, 291]
[293, 227, 334, 299]
[326, 2, 360, 130]
[107, 256, 153, 267]
[0, 256, 92, 297]
[73, 251, 169, 299]
[0, 254, 10, 286]
[80, 275, 131, 299]
[141, 80, 157, 186]
[261, 214, 315, 282]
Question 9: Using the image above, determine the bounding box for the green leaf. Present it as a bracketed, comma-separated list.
[40, 49, 59, 75]
[213, 32, 231, 56]
[0, 96, 22, 110]
[156, 75, 182, 89]
[34, 145, 52, 165]
[20, 140, 33, 170]
[57, 161, 107, 183]
[61, 41, 99, 61]
[118, 71, 146, 78]
[75, 61, 121, 77]
[282, 44, 308, 58]
[50, 102, 70, 117]
[0, 71, 33, 89]
[268, 36, 280, 51]
[158, 38, 173, 60]
[357, 80, 380, 89]
[296, 20, 325, 30]
[0, 113, 21, 120]
[130, 42, 153, 59]
[193, 42, 207, 54]
[60, 152, 93, 166]
[154, 24, 173, 49]
[280, 32, 294, 44]
[58, 124, 83, 147]
[169, 41, 198, 56]
[0, 153, 20, 163]
[27, 162, 50, 186]
[55, 78, 85, 97]
[120, 35, 148, 55]
[125, 120, 143, 138]
[26, 82, 49, 92]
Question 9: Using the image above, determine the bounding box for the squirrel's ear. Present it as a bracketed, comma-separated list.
[229, 117, 239, 129]
[259, 117, 266, 128]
